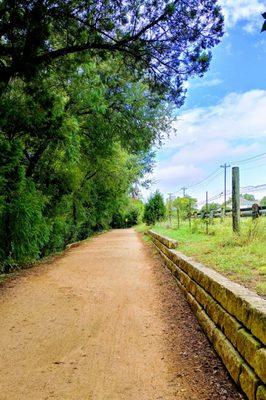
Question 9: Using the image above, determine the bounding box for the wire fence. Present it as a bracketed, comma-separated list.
[166, 153, 266, 233]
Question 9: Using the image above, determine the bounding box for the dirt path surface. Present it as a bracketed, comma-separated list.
[0, 229, 243, 400]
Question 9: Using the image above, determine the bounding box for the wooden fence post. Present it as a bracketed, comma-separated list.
[177, 207, 180, 229]
[232, 167, 240, 233]
[205, 191, 209, 234]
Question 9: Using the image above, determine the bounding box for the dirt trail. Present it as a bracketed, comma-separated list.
[0, 229, 242, 400]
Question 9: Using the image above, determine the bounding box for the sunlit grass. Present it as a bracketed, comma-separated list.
[146, 217, 266, 296]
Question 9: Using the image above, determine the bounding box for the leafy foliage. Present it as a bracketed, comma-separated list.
[173, 196, 197, 219]
[261, 12, 266, 32]
[0, 0, 223, 104]
[260, 196, 266, 206]
[241, 194, 255, 202]
[0, 56, 165, 270]
[143, 191, 166, 225]
[200, 202, 220, 213]
[111, 199, 144, 228]
[0, 1, 223, 270]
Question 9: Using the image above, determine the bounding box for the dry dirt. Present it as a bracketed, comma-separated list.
[0, 229, 243, 400]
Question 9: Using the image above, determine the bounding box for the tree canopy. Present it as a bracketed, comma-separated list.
[260, 196, 266, 206]
[241, 194, 256, 202]
[0, 1, 224, 269]
[173, 196, 197, 219]
[0, 0, 223, 104]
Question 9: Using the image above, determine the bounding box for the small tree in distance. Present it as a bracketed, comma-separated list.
[260, 196, 266, 206]
[241, 194, 255, 202]
[173, 196, 197, 220]
[144, 191, 166, 225]
[201, 202, 220, 213]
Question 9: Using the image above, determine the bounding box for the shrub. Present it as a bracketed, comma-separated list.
[143, 190, 166, 225]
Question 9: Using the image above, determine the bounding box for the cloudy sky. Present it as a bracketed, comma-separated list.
[145, 0, 266, 204]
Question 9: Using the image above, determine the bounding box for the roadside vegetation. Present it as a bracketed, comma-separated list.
[0, 1, 223, 272]
[140, 216, 266, 296]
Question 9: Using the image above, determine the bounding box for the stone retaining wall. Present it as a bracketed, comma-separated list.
[148, 230, 266, 400]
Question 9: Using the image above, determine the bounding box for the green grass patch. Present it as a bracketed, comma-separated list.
[148, 217, 266, 296]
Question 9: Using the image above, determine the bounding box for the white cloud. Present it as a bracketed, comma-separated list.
[148, 90, 266, 194]
[151, 164, 203, 191]
[219, 0, 265, 32]
[167, 89, 266, 149]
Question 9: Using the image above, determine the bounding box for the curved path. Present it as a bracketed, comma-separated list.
[0, 229, 243, 400]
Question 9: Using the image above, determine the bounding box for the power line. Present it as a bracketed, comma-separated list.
[187, 152, 266, 193]
[175, 151, 266, 201]
[197, 191, 223, 206]
[187, 168, 220, 189]
[241, 162, 266, 172]
[230, 151, 266, 165]
[188, 170, 223, 194]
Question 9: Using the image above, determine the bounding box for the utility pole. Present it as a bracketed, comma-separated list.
[232, 167, 240, 233]
[180, 187, 187, 197]
[220, 163, 230, 215]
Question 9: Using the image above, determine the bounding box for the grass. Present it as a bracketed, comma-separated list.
[140, 217, 266, 297]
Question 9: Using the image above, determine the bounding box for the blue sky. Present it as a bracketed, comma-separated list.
[145, 0, 266, 204]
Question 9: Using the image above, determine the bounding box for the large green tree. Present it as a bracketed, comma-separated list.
[0, 55, 168, 269]
[0, 0, 223, 104]
[0, 1, 224, 269]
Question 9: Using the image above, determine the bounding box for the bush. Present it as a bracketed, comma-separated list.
[143, 190, 166, 225]
[111, 199, 144, 228]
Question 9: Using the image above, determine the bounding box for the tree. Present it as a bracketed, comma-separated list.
[143, 191, 166, 225]
[0, 1, 224, 269]
[0, 54, 167, 269]
[261, 12, 266, 32]
[201, 202, 220, 213]
[111, 198, 144, 228]
[260, 196, 266, 206]
[0, 0, 223, 104]
[173, 196, 197, 220]
[241, 194, 255, 202]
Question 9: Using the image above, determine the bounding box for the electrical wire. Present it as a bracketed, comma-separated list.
[172, 152, 266, 201]
[187, 168, 221, 189]
[230, 151, 266, 166]
[241, 162, 266, 172]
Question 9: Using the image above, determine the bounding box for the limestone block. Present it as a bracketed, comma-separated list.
[249, 305, 266, 348]
[187, 278, 198, 296]
[257, 385, 266, 400]
[186, 293, 202, 315]
[205, 296, 224, 325]
[179, 269, 190, 288]
[220, 312, 242, 347]
[236, 328, 261, 367]
[148, 230, 178, 249]
[213, 328, 243, 383]
[253, 348, 266, 384]
[193, 283, 210, 310]
[239, 363, 259, 400]
[196, 309, 216, 342]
